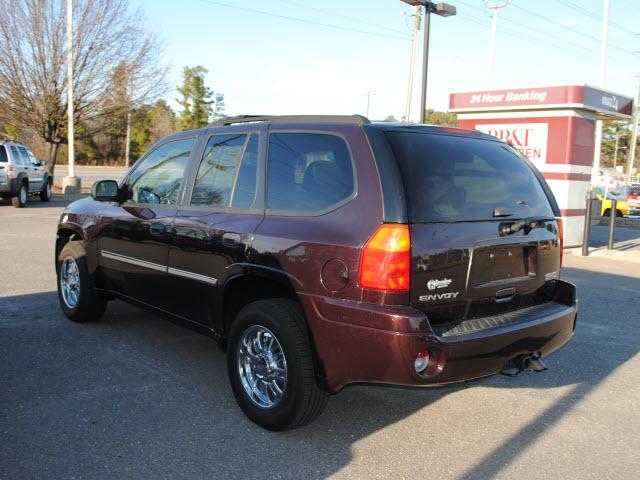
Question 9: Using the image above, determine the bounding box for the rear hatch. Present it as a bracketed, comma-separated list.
[384, 129, 562, 334]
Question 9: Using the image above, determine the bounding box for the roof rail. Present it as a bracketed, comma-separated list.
[208, 114, 370, 127]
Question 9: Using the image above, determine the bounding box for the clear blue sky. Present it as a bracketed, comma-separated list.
[132, 0, 640, 120]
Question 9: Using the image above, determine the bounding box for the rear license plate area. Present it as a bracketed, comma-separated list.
[473, 246, 536, 284]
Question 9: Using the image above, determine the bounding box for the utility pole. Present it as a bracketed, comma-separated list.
[62, 0, 81, 194]
[365, 91, 375, 118]
[591, 0, 610, 187]
[484, 1, 510, 88]
[626, 77, 640, 184]
[404, 6, 422, 122]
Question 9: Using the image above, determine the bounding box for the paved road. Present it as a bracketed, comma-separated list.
[1, 197, 639, 479]
[589, 223, 640, 251]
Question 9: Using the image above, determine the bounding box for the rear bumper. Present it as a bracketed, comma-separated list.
[0, 178, 19, 195]
[301, 280, 577, 392]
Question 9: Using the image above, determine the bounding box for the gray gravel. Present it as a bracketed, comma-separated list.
[1, 196, 639, 479]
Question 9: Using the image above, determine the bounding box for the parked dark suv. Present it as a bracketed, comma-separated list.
[55, 115, 577, 430]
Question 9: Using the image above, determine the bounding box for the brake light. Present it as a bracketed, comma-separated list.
[7, 165, 16, 178]
[556, 217, 564, 267]
[359, 224, 410, 291]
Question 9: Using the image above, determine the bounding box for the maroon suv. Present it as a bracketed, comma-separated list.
[55, 115, 577, 430]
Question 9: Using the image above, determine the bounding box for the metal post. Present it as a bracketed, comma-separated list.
[581, 192, 593, 256]
[607, 199, 617, 249]
[419, 7, 431, 124]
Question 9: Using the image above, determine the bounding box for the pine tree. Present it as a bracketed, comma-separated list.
[176, 66, 225, 130]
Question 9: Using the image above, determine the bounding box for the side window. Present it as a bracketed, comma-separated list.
[18, 147, 32, 166]
[127, 138, 195, 205]
[0, 146, 8, 163]
[267, 133, 354, 213]
[231, 134, 259, 208]
[191, 133, 258, 208]
[9, 146, 24, 165]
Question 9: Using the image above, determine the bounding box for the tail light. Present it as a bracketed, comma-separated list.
[358, 224, 410, 291]
[7, 165, 17, 178]
[556, 217, 564, 267]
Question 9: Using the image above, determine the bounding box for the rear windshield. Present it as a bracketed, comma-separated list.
[385, 132, 554, 223]
[0, 146, 7, 162]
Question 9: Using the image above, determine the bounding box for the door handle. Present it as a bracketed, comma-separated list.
[149, 222, 166, 236]
[495, 287, 516, 303]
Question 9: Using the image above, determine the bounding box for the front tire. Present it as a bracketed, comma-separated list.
[11, 183, 27, 208]
[57, 241, 107, 323]
[227, 299, 328, 431]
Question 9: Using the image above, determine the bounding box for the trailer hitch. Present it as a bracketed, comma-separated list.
[501, 352, 547, 377]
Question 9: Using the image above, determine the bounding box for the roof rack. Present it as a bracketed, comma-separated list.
[208, 114, 370, 127]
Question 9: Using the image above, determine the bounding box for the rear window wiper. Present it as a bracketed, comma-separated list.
[500, 216, 556, 236]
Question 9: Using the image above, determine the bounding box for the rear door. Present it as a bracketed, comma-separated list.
[384, 131, 561, 327]
[18, 147, 42, 192]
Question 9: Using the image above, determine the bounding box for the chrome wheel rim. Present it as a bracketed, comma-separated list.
[60, 257, 81, 309]
[20, 186, 27, 204]
[237, 325, 287, 409]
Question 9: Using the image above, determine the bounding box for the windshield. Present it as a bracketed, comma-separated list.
[385, 132, 554, 223]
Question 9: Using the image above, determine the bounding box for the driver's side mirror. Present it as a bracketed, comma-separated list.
[91, 180, 122, 202]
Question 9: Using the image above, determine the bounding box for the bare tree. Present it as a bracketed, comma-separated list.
[0, 0, 167, 174]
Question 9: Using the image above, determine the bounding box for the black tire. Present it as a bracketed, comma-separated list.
[602, 208, 611, 217]
[616, 210, 623, 218]
[11, 182, 27, 208]
[227, 299, 329, 431]
[57, 241, 107, 323]
[40, 178, 53, 202]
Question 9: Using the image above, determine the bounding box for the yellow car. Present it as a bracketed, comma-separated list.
[597, 186, 640, 217]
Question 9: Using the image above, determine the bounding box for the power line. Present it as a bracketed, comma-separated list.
[456, 0, 634, 65]
[510, 2, 638, 56]
[194, 0, 411, 41]
[193, 0, 482, 67]
[557, 0, 637, 36]
[274, 0, 412, 36]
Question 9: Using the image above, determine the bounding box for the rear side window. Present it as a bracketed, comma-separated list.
[0, 146, 7, 162]
[385, 132, 554, 222]
[191, 133, 258, 208]
[9, 146, 24, 165]
[267, 133, 354, 213]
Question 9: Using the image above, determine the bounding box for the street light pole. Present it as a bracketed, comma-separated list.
[62, 0, 81, 194]
[67, 0, 74, 179]
[419, 8, 431, 124]
[400, 1, 456, 124]
[591, 0, 610, 187]
[626, 78, 640, 184]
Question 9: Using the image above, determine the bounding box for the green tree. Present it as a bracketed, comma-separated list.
[425, 109, 457, 126]
[176, 66, 225, 130]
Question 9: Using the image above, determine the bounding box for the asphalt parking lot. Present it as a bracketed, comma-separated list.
[1, 195, 639, 479]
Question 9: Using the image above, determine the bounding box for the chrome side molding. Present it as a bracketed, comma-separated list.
[100, 250, 218, 285]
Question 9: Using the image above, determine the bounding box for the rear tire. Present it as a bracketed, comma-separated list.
[227, 299, 328, 431]
[57, 241, 107, 323]
[40, 179, 52, 202]
[11, 183, 27, 208]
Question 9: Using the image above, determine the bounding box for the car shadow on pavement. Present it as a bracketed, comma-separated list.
[1, 263, 638, 479]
